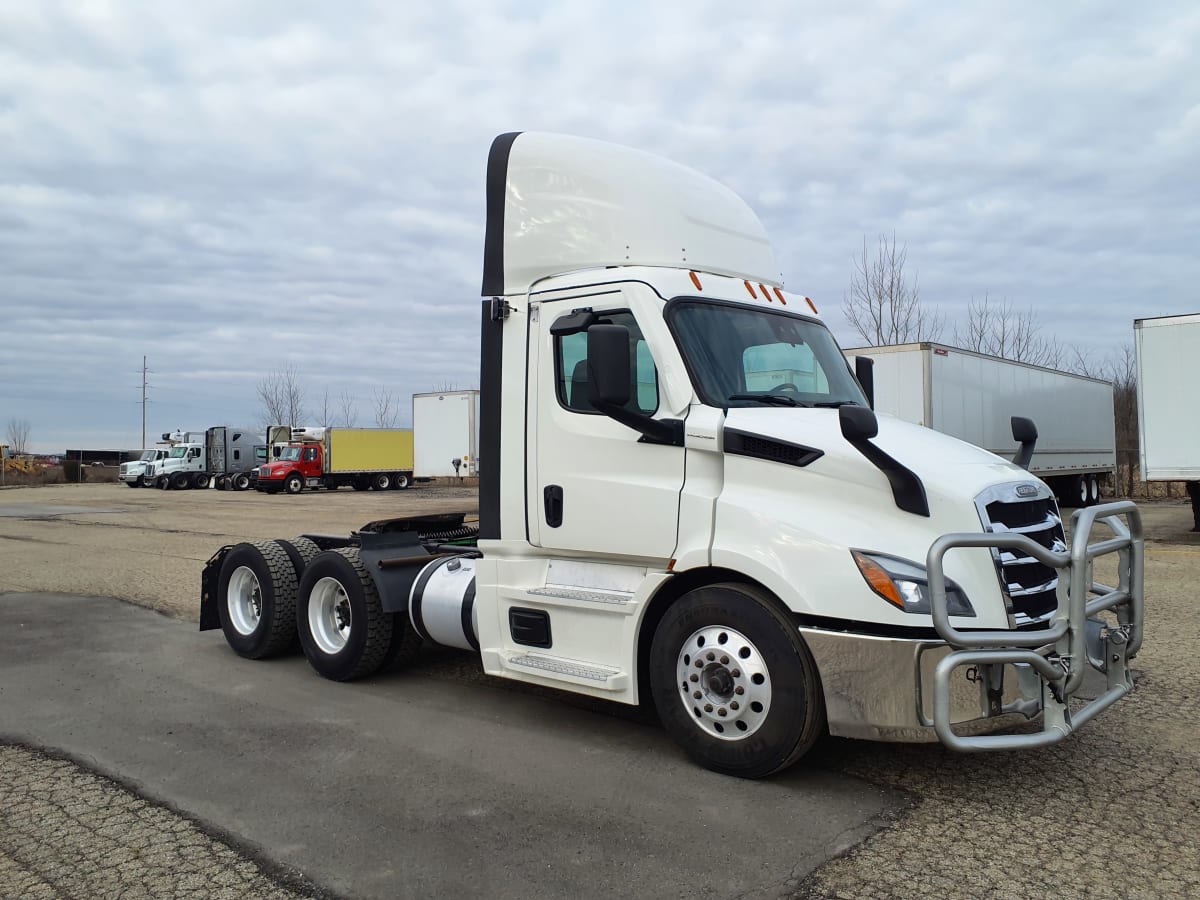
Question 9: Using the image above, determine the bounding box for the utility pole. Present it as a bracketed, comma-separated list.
[141, 355, 148, 449]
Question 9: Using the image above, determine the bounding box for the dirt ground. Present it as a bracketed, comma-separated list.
[1, 483, 1198, 898]
[0, 481, 478, 619]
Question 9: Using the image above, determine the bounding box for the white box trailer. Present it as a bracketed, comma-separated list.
[413, 390, 479, 477]
[849, 342, 1116, 507]
[1135, 314, 1200, 481]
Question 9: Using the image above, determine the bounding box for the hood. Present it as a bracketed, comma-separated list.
[723, 406, 1028, 507]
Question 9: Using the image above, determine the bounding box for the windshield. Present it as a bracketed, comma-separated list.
[168, 447, 187, 458]
[278, 447, 301, 461]
[140, 450, 156, 461]
[667, 300, 866, 409]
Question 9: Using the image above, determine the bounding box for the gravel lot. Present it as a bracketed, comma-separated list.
[1, 483, 1198, 898]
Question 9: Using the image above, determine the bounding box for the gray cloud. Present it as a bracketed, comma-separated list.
[1, 1, 1197, 451]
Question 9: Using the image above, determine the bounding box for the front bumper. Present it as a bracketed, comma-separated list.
[803, 501, 1143, 748]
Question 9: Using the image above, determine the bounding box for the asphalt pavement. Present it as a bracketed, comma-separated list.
[0, 593, 903, 899]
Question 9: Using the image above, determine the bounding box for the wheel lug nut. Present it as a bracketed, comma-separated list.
[735, 686, 745, 695]
[730, 701, 739, 710]
[731, 669, 741, 678]
[717, 708, 727, 717]
[693, 691, 701, 700]
[704, 703, 713, 713]
[695, 660, 703, 668]
[689, 674, 699, 682]
[720, 655, 729, 665]
[706, 652, 715, 661]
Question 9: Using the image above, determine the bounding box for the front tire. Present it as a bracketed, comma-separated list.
[192, 473, 210, 489]
[170, 472, 190, 490]
[216, 540, 301, 659]
[649, 583, 825, 779]
[284, 473, 304, 495]
[298, 548, 394, 681]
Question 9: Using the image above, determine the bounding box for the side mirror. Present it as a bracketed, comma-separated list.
[839, 404, 879, 441]
[1011, 416, 1038, 470]
[586, 324, 631, 407]
[854, 356, 875, 410]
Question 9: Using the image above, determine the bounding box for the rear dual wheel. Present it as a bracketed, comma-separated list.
[298, 548, 421, 681]
[650, 583, 825, 779]
[216, 537, 321, 659]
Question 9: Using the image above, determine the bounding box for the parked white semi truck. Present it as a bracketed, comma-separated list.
[201, 133, 1145, 778]
[118, 448, 169, 487]
[850, 342, 1117, 508]
[1135, 313, 1200, 531]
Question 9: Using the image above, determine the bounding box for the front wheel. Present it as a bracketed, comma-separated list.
[284, 473, 304, 494]
[649, 583, 825, 779]
[192, 473, 210, 489]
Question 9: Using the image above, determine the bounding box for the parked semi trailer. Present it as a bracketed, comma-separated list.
[848, 342, 1116, 508]
[202, 132, 1145, 778]
[413, 390, 480, 478]
[1135, 313, 1200, 530]
[256, 427, 414, 494]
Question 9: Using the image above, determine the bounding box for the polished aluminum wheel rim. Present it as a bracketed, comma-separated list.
[227, 566, 262, 636]
[676, 625, 771, 741]
[309, 576, 352, 655]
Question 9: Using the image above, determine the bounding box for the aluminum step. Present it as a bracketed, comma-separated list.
[504, 652, 627, 691]
[526, 586, 634, 606]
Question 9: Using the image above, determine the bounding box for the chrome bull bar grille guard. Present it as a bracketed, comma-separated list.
[926, 500, 1144, 752]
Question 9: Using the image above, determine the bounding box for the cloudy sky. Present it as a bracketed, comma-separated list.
[2, 1, 1197, 453]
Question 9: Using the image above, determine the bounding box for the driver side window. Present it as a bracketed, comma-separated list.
[555, 310, 659, 415]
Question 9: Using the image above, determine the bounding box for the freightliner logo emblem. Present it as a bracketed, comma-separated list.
[1016, 483, 1039, 498]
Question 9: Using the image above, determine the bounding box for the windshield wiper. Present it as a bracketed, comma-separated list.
[727, 392, 810, 407]
[811, 400, 859, 408]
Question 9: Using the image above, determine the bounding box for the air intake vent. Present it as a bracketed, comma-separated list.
[976, 484, 1065, 623]
[724, 429, 823, 468]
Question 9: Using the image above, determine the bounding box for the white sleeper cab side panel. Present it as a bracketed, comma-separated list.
[1136, 313, 1200, 480]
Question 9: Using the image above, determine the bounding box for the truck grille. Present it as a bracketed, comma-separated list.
[975, 483, 1066, 624]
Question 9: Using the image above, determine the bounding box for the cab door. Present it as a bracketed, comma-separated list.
[528, 293, 684, 560]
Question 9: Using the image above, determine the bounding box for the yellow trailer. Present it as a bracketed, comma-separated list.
[325, 429, 414, 475]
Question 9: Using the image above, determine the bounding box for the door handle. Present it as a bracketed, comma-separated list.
[544, 485, 563, 528]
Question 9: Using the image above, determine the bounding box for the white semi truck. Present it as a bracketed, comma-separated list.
[118, 448, 170, 487]
[201, 133, 1145, 778]
[1135, 313, 1200, 531]
[850, 342, 1117, 508]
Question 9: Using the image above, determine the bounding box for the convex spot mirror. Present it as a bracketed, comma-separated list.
[839, 404, 879, 442]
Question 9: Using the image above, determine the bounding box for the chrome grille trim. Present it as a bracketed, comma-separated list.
[975, 481, 1065, 624]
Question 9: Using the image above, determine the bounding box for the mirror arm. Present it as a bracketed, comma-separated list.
[593, 402, 684, 447]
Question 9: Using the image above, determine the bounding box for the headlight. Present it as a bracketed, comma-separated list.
[851, 550, 975, 617]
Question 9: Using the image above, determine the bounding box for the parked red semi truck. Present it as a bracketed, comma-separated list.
[256, 427, 414, 494]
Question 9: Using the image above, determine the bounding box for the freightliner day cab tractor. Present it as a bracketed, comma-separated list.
[201, 133, 1145, 778]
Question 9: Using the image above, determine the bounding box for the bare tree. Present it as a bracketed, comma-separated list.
[5, 419, 31, 456]
[257, 365, 307, 429]
[953, 295, 1063, 367]
[339, 390, 358, 428]
[843, 233, 943, 346]
[373, 388, 400, 428]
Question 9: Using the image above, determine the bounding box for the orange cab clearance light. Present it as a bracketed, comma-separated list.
[744, 280, 757, 298]
[758, 283, 772, 302]
[805, 296, 819, 314]
[773, 287, 786, 305]
[689, 271, 703, 291]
